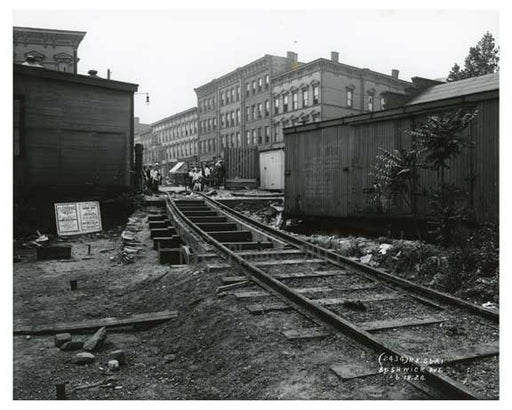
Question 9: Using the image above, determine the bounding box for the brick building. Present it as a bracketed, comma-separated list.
[135, 108, 199, 176]
[194, 53, 298, 162]
[13, 26, 86, 74]
[194, 51, 413, 160]
[270, 52, 412, 147]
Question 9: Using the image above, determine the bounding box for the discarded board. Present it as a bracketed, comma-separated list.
[234, 286, 331, 299]
[246, 294, 401, 314]
[438, 341, 499, 365]
[216, 281, 251, 293]
[208, 258, 325, 272]
[330, 361, 380, 380]
[221, 270, 348, 284]
[14, 310, 178, 335]
[359, 316, 447, 332]
[282, 327, 332, 341]
[37, 245, 72, 260]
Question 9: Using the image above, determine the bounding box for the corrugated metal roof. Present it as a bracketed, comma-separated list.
[407, 72, 499, 106]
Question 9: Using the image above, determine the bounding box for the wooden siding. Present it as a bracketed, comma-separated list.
[224, 147, 259, 181]
[14, 72, 133, 189]
[285, 98, 499, 224]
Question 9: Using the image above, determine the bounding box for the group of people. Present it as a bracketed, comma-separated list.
[143, 163, 162, 194]
[187, 160, 225, 192]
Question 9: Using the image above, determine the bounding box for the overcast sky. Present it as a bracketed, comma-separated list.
[13, 9, 499, 124]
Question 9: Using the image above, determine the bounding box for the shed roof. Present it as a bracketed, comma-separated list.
[14, 63, 138, 93]
[407, 72, 499, 106]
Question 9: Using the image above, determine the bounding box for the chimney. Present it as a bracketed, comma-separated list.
[88, 69, 98, 77]
[391, 69, 399, 79]
[331, 51, 339, 63]
[287, 51, 298, 68]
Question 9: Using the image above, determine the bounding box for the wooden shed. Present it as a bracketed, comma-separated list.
[284, 73, 499, 225]
[14, 64, 139, 234]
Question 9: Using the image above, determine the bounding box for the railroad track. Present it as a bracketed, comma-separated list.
[155, 193, 499, 400]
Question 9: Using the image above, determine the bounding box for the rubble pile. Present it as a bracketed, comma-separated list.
[235, 202, 284, 229]
[119, 216, 145, 264]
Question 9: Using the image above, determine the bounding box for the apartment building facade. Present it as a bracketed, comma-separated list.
[13, 26, 86, 73]
[194, 53, 297, 162]
[135, 108, 199, 175]
[270, 52, 413, 146]
[195, 51, 413, 160]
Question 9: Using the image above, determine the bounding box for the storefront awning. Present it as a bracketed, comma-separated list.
[169, 162, 185, 174]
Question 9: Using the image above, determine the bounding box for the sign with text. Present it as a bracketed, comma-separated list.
[54, 201, 103, 236]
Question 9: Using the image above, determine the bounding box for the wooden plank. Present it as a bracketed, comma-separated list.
[359, 316, 447, 332]
[216, 281, 251, 293]
[14, 310, 179, 335]
[274, 270, 348, 279]
[234, 286, 331, 299]
[282, 327, 332, 341]
[246, 294, 400, 314]
[207, 258, 325, 272]
[407, 380, 445, 399]
[235, 249, 305, 257]
[221, 270, 348, 284]
[438, 341, 499, 365]
[330, 361, 380, 380]
[409, 294, 446, 310]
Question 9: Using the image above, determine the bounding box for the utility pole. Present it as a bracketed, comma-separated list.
[107, 69, 111, 80]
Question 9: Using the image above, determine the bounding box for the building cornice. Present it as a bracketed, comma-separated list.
[272, 58, 412, 87]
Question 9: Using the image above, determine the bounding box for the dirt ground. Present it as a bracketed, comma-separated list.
[13, 205, 430, 400]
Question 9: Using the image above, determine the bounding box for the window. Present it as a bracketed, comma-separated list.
[380, 96, 386, 110]
[257, 128, 262, 144]
[273, 124, 278, 143]
[346, 89, 353, 107]
[246, 130, 251, 146]
[246, 107, 250, 122]
[252, 105, 256, 120]
[236, 86, 240, 101]
[283, 94, 289, 112]
[313, 85, 319, 105]
[236, 109, 241, 125]
[237, 132, 241, 147]
[252, 80, 256, 95]
[368, 95, 374, 112]
[302, 89, 309, 107]
[274, 97, 279, 115]
[225, 90, 230, 104]
[257, 103, 262, 119]
[252, 129, 257, 145]
[221, 114, 225, 128]
[292, 91, 298, 110]
[212, 139, 216, 152]
[265, 100, 270, 117]
[231, 111, 235, 126]
[265, 126, 270, 143]
[231, 88, 235, 103]
[231, 133, 235, 147]
[221, 135, 225, 150]
[265, 74, 270, 89]
[258, 77, 262, 92]
[207, 118, 211, 132]
[213, 117, 217, 130]
[246, 83, 250, 97]
[221, 92, 225, 106]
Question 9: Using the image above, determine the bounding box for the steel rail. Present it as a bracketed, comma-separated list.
[165, 193, 484, 399]
[198, 193, 499, 323]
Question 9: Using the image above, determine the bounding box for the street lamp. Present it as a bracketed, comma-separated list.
[136, 92, 150, 105]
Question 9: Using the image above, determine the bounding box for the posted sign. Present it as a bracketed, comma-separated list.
[54, 201, 103, 236]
